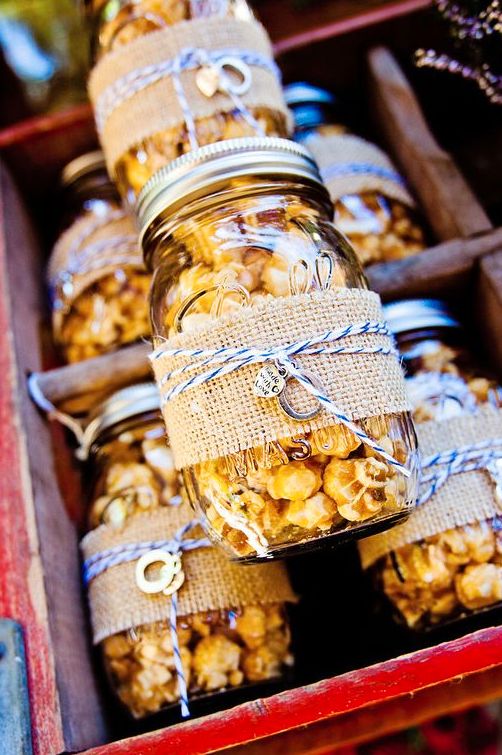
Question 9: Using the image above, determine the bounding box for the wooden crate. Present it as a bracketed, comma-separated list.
[1, 3, 502, 753]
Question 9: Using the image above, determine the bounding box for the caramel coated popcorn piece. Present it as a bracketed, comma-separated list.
[235, 606, 267, 649]
[242, 645, 282, 682]
[285, 492, 338, 531]
[456, 563, 502, 610]
[266, 461, 322, 501]
[192, 634, 242, 690]
[323, 457, 390, 521]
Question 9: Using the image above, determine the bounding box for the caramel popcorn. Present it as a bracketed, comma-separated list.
[89, 417, 292, 716]
[334, 192, 426, 267]
[193, 422, 407, 560]
[404, 340, 502, 425]
[89, 0, 289, 203]
[295, 116, 426, 267]
[58, 269, 151, 363]
[379, 522, 502, 628]
[103, 603, 291, 717]
[369, 302, 502, 630]
[145, 143, 417, 561]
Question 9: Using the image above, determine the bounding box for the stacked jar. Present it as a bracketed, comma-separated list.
[85, 0, 292, 205]
[284, 82, 426, 267]
[359, 299, 502, 630]
[81, 382, 296, 718]
[47, 151, 150, 362]
[139, 137, 419, 562]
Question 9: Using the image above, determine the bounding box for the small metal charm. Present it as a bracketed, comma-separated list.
[196, 57, 252, 98]
[135, 549, 185, 596]
[278, 367, 324, 421]
[254, 364, 286, 398]
[195, 65, 221, 97]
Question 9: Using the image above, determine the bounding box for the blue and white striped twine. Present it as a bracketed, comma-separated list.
[150, 319, 411, 477]
[321, 163, 406, 186]
[83, 520, 210, 718]
[418, 437, 502, 506]
[95, 47, 281, 148]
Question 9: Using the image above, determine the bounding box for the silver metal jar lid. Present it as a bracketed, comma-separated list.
[61, 150, 107, 188]
[79, 382, 161, 459]
[136, 137, 326, 249]
[383, 299, 461, 335]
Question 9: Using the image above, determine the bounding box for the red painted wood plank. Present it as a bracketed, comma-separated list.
[272, 0, 431, 55]
[0, 103, 93, 149]
[0, 173, 63, 751]
[85, 625, 502, 755]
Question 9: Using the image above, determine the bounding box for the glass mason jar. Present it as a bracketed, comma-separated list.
[84, 382, 294, 718]
[47, 150, 151, 363]
[84, 0, 290, 205]
[368, 299, 502, 630]
[140, 137, 419, 562]
[284, 82, 426, 267]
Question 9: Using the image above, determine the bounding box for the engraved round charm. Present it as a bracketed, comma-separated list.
[254, 364, 286, 398]
[135, 549, 184, 595]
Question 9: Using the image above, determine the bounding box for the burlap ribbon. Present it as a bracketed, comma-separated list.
[88, 16, 291, 176]
[305, 133, 414, 208]
[81, 504, 296, 644]
[359, 405, 502, 568]
[149, 288, 410, 469]
[48, 209, 143, 337]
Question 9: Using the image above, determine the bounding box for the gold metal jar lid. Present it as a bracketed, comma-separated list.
[136, 137, 327, 256]
[80, 382, 161, 458]
[383, 299, 460, 335]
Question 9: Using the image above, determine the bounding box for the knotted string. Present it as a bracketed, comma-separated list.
[150, 319, 410, 476]
[419, 438, 502, 506]
[82, 519, 211, 718]
[95, 46, 281, 139]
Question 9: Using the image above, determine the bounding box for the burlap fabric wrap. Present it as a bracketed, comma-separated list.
[88, 17, 292, 177]
[81, 504, 296, 644]
[150, 288, 410, 469]
[359, 405, 502, 569]
[305, 133, 414, 208]
[48, 209, 143, 337]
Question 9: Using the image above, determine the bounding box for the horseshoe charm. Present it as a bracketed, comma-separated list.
[275, 362, 324, 421]
[135, 549, 185, 595]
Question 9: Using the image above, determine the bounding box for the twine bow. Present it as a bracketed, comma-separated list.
[151, 319, 411, 476]
[82, 519, 210, 717]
